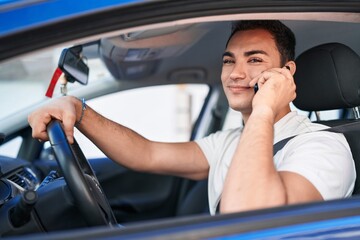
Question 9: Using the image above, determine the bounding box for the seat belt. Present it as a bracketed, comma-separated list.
[273, 136, 296, 156]
[273, 121, 360, 156]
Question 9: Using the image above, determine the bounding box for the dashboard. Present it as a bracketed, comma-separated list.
[0, 155, 41, 206]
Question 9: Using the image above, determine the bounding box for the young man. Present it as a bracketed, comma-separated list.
[28, 20, 355, 215]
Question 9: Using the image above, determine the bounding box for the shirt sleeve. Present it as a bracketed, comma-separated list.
[276, 131, 356, 200]
[195, 131, 222, 168]
[195, 128, 241, 168]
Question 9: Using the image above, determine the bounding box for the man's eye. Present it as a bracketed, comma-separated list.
[223, 59, 234, 65]
[248, 58, 262, 63]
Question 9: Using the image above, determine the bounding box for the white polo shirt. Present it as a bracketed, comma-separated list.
[196, 111, 356, 215]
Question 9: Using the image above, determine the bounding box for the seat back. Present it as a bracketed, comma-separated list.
[294, 42, 360, 194]
[176, 179, 209, 216]
[340, 127, 360, 194]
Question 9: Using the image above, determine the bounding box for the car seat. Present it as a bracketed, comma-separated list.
[293, 42, 360, 195]
[176, 179, 209, 216]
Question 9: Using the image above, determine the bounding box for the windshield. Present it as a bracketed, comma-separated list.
[0, 47, 111, 121]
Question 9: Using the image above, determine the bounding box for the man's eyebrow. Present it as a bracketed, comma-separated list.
[222, 51, 234, 58]
[244, 50, 269, 57]
[222, 50, 269, 58]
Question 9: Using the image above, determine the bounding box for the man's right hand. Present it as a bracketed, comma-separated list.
[28, 96, 81, 144]
[249, 65, 296, 122]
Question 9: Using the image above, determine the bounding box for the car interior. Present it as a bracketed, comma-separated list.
[1, 8, 360, 237]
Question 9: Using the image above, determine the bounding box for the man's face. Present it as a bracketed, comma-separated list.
[221, 29, 282, 115]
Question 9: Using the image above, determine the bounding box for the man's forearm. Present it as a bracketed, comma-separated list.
[74, 99, 209, 179]
[220, 108, 287, 213]
[75, 102, 154, 172]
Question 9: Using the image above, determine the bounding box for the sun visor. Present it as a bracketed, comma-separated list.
[100, 24, 208, 80]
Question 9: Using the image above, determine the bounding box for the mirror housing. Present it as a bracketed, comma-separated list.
[58, 46, 89, 85]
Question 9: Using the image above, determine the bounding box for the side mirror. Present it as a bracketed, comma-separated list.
[58, 46, 89, 85]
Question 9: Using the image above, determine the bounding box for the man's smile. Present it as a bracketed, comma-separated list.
[227, 85, 252, 93]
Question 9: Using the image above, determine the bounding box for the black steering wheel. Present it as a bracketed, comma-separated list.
[47, 120, 117, 227]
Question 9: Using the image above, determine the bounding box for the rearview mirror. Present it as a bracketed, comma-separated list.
[58, 46, 89, 85]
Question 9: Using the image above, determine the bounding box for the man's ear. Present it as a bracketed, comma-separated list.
[285, 61, 296, 75]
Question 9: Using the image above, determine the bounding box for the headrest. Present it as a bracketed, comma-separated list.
[293, 43, 360, 111]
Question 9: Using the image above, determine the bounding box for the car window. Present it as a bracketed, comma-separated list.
[74, 84, 209, 159]
[0, 47, 111, 121]
[0, 136, 22, 158]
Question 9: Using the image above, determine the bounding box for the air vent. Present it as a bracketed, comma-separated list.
[7, 167, 39, 190]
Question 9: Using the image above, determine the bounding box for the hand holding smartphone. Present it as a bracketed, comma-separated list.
[254, 65, 290, 93]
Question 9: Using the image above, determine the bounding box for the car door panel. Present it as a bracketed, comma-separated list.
[89, 157, 182, 223]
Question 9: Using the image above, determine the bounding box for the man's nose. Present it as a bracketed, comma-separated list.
[229, 63, 246, 80]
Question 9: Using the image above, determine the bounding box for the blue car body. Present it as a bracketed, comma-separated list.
[1, 0, 360, 239]
[0, 0, 140, 35]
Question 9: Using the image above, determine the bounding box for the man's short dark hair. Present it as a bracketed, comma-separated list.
[226, 20, 296, 66]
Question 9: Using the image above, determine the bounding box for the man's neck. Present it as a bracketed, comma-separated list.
[242, 106, 291, 125]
